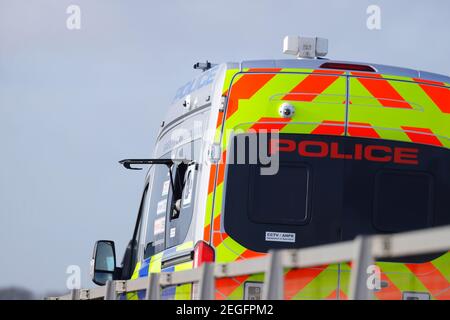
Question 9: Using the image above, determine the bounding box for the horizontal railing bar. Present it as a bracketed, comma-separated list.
[52, 294, 71, 300]
[159, 267, 203, 286]
[372, 225, 450, 258]
[81, 286, 105, 300]
[122, 277, 147, 293]
[282, 241, 355, 269]
[215, 257, 268, 278]
[49, 225, 450, 300]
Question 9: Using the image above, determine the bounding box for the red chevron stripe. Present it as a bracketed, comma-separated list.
[250, 117, 291, 132]
[239, 250, 265, 259]
[203, 225, 210, 243]
[326, 289, 348, 300]
[207, 151, 227, 195]
[312, 120, 379, 138]
[401, 126, 443, 147]
[213, 232, 228, 247]
[284, 267, 327, 299]
[406, 262, 450, 299]
[226, 68, 281, 120]
[283, 69, 344, 102]
[212, 213, 221, 230]
[216, 111, 224, 129]
[374, 272, 402, 300]
[216, 151, 226, 187]
[348, 122, 380, 138]
[414, 78, 450, 114]
[352, 73, 413, 109]
[204, 209, 222, 243]
[311, 120, 345, 136]
[207, 165, 217, 194]
[215, 275, 250, 299]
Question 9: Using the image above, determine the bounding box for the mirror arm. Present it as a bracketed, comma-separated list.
[113, 266, 123, 280]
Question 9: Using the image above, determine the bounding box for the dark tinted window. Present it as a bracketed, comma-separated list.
[248, 163, 311, 225]
[373, 170, 434, 233]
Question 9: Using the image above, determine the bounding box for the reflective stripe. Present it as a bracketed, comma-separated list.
[312, 120, 345, 136]
[406, 262, 450, 300]
[401, 126, 443, 147]
[348, 122, 380, 138]
[414, 78, 450, 114]
[352, 73, 413, 109]
[284, 267, 326, 299]
[225, 68, 281, 120]
[282, 70, 344, 102]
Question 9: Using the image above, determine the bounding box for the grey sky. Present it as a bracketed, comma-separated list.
[1, 0, 449, 294]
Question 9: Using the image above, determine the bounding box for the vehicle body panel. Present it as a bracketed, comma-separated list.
[125, 59, 450, 300]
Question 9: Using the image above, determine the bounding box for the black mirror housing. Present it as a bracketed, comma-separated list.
[91, 240, 117, 286]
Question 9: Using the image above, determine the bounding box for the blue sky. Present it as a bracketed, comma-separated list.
[0, 0, 449, 294]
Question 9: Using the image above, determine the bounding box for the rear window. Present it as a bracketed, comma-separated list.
[248, 163, 311, 225]
[373, 170, 434, 233]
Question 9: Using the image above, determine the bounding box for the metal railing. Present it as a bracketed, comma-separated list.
[49, 225, 450, 300]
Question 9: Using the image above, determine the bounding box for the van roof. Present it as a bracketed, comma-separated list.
[239, 59, 450, 84]
[159, 58, 449, 141]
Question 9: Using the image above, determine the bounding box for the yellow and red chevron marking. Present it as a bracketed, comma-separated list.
[351, 72, 414, 109]
[249, 117, 291, 132]
[326, 289, 348, 300]
[312, 120, 380, 139]
[284, 267, 327, 299]
[215, 275, 250, 300]
[311, 120, 345, 136]
[401, 126, 443, 147]
[406, 261, 450, 300]
[414, 78, 450, 114]
[225, 68, 281, 120]
[373, 272, 402, 300]
[349, 74, 450, 148]
[282, 69, 345, 101]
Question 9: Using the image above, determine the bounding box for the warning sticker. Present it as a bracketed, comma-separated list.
[265, 231, 296, 243]
[157, 199, 167, 215]
[154, 217, 166, 236]
[162, 180, 170, 196]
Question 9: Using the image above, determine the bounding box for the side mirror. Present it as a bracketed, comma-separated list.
[90, 240, 117, 286]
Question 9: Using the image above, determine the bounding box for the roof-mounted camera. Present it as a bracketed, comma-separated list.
[193, 61, 217, 72]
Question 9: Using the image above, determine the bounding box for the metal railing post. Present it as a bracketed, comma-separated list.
[70, 289, 80, 300]
[145, 273, 161, 300]
[104, 280, 116, 300]
[263, 250, 284, 300]
[199, 263, 215, 300]
[349, 236, 375, 300]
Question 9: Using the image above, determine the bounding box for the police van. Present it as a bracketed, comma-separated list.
[90, 36, 450, 300]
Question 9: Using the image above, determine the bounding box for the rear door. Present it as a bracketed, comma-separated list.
[217, 69, 348, 299]
[343, 73, 450, 240]
[221, 69, 349, 252]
